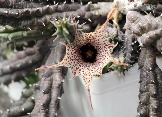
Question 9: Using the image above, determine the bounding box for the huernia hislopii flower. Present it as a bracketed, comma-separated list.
[36, 8, 127, 111]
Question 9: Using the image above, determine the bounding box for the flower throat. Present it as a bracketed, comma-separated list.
[80, 43, 97, 63]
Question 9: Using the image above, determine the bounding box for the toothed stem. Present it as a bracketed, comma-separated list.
[138, 46, 162, 117]
[0, 3, 81, 18]
[1, 84, 39, 117]
[0, 40, 50, 85]
[31, 38, 67, 117]
[0, 0, 43, 8]
[0, 2, 113, 31]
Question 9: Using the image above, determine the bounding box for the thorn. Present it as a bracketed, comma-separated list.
[10, 100, 13, 103]
[82, 22, 86, 25]
[31, 97, 35, 100]
[55, 3, 58, 6]
[88, 18, 92, 22]
[5, 10, 8, 14]
[42, 22, 45, 26]
[88, 1, 92, 4]
[77, 15, 80, 18]
[23, 46, 26, 49]
[137, 113, 140, 115]
[9, 37, 11, 41]
[57, 97, 61, 100]
[14, 48, 17, 53]
[27, 113, 31, 115]
[29, 60, 32, 64]
[34, 83, 38, 87]
[6, 109, 10, 112]
[28, 27, 31, 30]
[0, 110, 3, 114]
[76, 20, 80, 24]
[55, 112, 58, 116]
[42, 90, 45, 93]
[59, 42, 67, 46]
[24, 77, 28, 81]
[61, 79, 65, 83]
[22, 108, 25, 111]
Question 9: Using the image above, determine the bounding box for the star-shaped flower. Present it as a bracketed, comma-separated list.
[36, 8, 127, 110]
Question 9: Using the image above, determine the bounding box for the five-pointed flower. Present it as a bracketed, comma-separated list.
[36, 8, 127, 110]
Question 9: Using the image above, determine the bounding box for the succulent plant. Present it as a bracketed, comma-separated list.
[0, 1, 161, 117]
[51, 17, 75, 44]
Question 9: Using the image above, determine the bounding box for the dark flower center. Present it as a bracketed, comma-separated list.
[80, 43, 97, 63]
